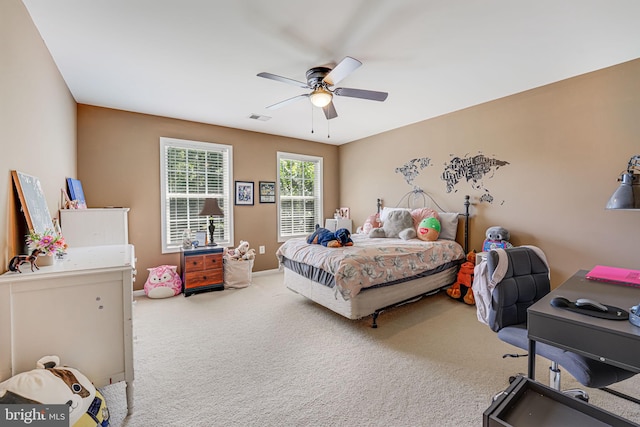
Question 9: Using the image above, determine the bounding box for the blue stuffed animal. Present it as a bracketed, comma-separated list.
[307, 227, 354, 248]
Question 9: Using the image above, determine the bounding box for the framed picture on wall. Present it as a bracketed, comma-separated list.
[259, 181, 276, 203]
[235, 181, 254, 205]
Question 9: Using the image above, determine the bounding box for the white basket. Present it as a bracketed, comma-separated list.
[224, 259, 254, 289]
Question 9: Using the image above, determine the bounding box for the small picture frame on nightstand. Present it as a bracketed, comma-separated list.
[194, 231, 206, 247]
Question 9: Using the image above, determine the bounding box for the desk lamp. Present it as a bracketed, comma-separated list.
[199, 198, 224, 246]
[606, 155, 640, 210]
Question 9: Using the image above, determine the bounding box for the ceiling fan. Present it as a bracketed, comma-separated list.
[257, 56, 388, 120]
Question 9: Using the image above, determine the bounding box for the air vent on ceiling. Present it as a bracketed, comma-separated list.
[249, 113, 271, 121]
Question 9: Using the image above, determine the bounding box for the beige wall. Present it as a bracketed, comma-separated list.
[340, 59, 640, 287]
[76, 105, 339, 289]
[5, 0, 639, 291]
[1, 0, 76, 262]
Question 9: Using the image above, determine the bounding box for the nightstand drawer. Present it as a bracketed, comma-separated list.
[203, 253, 222, 269]
[184, 269, 224, 289]
[184, 256, 205, 272]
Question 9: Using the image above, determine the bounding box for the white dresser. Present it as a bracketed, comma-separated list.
[324, 218, 353, 233]
[0, 245, 135, 413]
[60, 208, 129, 247]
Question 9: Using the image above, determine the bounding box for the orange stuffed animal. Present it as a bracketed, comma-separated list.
[446, 251, 476, 305]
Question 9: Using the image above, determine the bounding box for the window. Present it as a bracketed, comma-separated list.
[277, 152, 323, 241]
[160, 137, 233, 253]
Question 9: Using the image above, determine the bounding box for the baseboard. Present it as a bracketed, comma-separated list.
[252, 268, 281, 277]
[132, 268, 282, 296]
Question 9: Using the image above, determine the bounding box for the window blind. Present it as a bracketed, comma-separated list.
[277, 152, 323, 241]
[160, 137, 233, 252]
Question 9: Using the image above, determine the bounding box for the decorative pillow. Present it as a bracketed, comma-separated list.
[410, 208, 439, 228]
[437, 212, 459, 240]
[417, 217, 441, 241]
[361, 212, 382, 234]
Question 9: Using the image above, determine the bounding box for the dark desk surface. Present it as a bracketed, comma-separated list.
[528, 270, 640, 374]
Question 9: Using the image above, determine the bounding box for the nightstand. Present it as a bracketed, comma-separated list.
[325, 218, 353, 233]
[180, 246, 224, 296]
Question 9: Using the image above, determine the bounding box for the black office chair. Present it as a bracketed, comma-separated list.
[485, 247, 637, 401]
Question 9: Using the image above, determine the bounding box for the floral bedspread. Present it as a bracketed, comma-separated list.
[276, 234, 465, 300]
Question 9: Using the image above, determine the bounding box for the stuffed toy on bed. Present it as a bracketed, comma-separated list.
[369, 209, 416, 240]
[0, 355, 110, 427]
[307, 227, 353, 248]
[416, 216, 441, 241]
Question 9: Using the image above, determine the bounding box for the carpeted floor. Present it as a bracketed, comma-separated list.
[101, 271, 640, 426]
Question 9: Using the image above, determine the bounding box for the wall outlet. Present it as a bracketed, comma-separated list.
[259, 245, 265, 254]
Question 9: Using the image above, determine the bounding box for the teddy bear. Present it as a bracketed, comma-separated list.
[369, 209, 416, 240]
[225, 240, 253, 260]
[144, 265, 182, 298]
[307, 227, 354, 248]
[0, 355, 110, 427]
[482, 226, 514, 252]
[446, 251, 476, 305]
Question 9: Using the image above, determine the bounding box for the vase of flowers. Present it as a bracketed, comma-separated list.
[26, 229, 67, 266]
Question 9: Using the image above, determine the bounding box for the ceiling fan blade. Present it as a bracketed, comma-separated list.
[334, 87, 388, 102]
[323, 56, 362, 86]
[266, 94, 309, 110]
[257, 72, 310, 89]
[322, 101, 338, 120]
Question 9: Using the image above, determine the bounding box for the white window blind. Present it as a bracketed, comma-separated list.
[277, 152, 323, 241]
[160, 137, 233, 253]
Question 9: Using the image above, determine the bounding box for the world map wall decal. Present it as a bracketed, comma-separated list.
[395, 153, 510, 204]
[394, 157, 432, 186]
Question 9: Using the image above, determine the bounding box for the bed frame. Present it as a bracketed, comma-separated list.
[284, 193, 472, 328]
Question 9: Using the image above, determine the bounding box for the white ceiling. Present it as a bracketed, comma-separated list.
[22, 0, 640, 145]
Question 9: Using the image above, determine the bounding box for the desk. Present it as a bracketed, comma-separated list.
[527, 270, 640, 380]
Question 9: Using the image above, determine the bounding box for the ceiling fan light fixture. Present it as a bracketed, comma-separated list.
[309, 87, 332, 107]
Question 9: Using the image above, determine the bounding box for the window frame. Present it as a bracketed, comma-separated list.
[160, 137, 234, 253]
[277, 151, 323, 242]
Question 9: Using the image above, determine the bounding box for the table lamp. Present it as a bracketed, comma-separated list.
[199, 198, 224, 246]
[606, 154, 639, 210]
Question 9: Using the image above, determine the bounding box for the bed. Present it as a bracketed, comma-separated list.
[277, 193, 471, 327]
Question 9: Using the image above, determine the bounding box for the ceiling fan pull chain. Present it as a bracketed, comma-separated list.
[310, 104, 314, 134]
[327, 119, 330, 139]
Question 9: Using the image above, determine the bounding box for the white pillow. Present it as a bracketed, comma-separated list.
[379, 207, 410, 223]
[437, 212, 459, 240]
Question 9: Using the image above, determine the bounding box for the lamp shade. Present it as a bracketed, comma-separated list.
[200, 198, 223, 217]
[310, 87, 332, 107]
[606, 173, 635, 210]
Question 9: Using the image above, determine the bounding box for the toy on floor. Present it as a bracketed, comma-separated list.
[144, 265, 182, 298]
[0, 355, 109, 427]
[8, 249, 42, 273]
[482, 226, 514, 252]
[307, 227, 353, 248]
[225, 240, 256, 261]
[446, 251, 476, 305]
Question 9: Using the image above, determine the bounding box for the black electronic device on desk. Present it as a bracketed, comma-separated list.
[549, 296, 629, 320]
